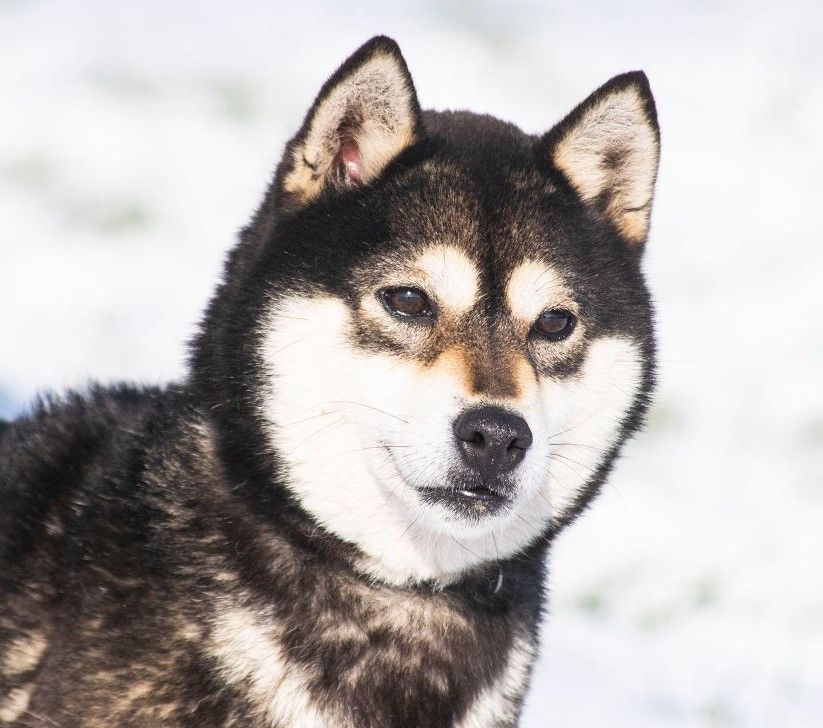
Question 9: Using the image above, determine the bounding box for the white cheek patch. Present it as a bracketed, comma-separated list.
[414, 246, 479, 314]
[259, 295, 469, 583]
[505, 259, 572, 323]
[538, 336, 644, 520]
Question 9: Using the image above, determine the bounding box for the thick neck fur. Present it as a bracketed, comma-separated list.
[139, 398, 549, 726]
[198, 424, 547, 726]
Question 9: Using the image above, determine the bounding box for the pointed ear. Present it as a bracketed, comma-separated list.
[278, 36, 423, 211]
[544, 72, 660, 246]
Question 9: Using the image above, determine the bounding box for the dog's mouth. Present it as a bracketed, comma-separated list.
[418, 485, 510, 517]
[381, 445, 513, 518]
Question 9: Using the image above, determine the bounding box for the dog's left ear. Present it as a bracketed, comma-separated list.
[543, 72, 660, 247]
[278, 36, 423, 211]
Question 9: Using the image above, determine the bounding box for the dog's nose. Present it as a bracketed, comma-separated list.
[453, 406, 533, 478]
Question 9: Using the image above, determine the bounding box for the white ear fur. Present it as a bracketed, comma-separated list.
[281, 37, 421, 209]
[550, 73, 660, 245]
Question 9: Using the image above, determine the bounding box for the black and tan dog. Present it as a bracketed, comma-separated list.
[0, 36, 659, 727]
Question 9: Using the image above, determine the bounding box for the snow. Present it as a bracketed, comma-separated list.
[1, 1, 821, 725]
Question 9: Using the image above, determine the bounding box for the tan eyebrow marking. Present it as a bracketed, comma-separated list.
[505, 259, 569, 322]
[413, 246, 479, 313]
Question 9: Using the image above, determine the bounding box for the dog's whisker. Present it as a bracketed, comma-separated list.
[325, 400, 410, 424]
[277, 410, 342, 428]
[289, 418, 346, 451]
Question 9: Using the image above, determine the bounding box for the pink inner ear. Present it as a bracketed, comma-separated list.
[339, 138, 362, 185]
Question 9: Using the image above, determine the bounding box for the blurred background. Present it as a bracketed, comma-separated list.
[1, 1, 821, 725]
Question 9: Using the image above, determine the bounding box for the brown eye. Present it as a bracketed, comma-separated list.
[533, 309, 576, 340]
[380, 287, 434, 319]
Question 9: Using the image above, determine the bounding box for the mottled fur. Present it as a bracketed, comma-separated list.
[1, 37, 659, 726]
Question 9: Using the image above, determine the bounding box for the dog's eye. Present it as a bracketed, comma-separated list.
[380, 287, 434, 319]
[532, 309, 576, 340]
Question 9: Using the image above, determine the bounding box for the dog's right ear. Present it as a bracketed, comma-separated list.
[542, 72, 660, 248]
[277, 36, 423, 212]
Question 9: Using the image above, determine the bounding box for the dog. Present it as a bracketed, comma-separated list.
[0, 36, 659, 727]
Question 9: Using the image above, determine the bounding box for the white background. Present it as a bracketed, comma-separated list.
[1, 1, 822, 725]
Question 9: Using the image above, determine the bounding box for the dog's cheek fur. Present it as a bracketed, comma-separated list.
[258, 293, 458, 583]
[536, 336, 646, 522]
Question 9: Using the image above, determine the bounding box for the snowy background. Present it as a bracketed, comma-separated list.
[1, 1, 822, 725]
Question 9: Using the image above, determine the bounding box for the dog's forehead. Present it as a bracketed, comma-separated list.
[359, 161, 570, 314]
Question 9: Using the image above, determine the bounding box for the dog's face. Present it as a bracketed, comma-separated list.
[206, 38, 659, 584]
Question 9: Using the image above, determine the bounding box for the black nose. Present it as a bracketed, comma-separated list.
[453, 406, 533, 479]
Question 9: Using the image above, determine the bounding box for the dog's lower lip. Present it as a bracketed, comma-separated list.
[419, 485, 510, 516]
[455, 487, 500, 502]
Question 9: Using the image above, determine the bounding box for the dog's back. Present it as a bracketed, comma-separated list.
[1, 387, 151, 582]
[0, 388, 156, 721]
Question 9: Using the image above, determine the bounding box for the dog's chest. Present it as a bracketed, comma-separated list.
[207, 579, 534, 728]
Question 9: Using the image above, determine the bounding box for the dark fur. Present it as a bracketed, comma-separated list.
[1, 37, 657, 726]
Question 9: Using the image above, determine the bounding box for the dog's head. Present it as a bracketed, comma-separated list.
[196, 37, 659, 585]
